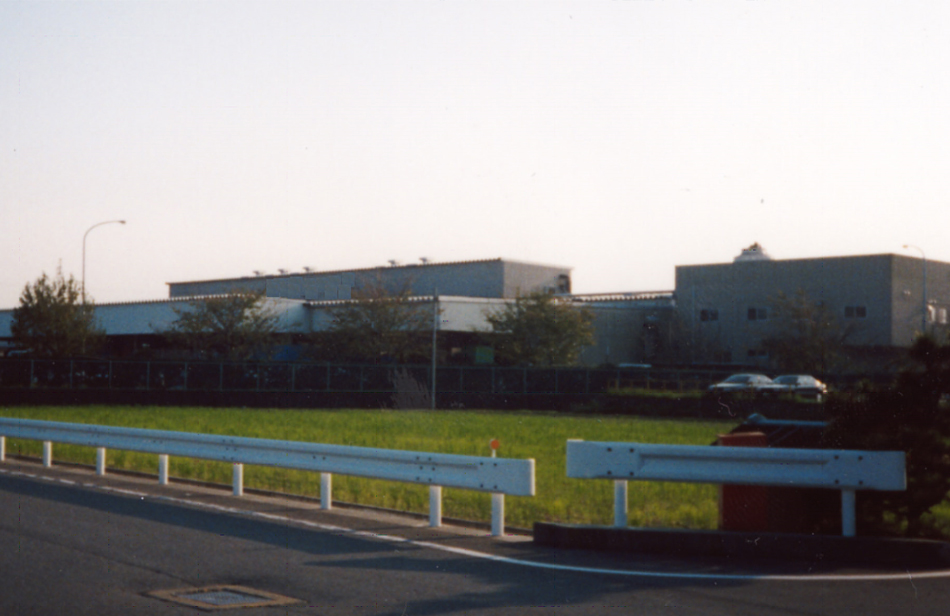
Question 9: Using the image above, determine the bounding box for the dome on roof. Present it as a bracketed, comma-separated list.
[734, 242, 772, 263]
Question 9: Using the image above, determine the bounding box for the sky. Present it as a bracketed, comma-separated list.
[3, 1, 950, 308]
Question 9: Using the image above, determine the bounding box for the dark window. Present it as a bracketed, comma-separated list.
[556, 274, 571, 294]
[747, 307, 767, 321]
[845, 305, 867, 319]
[700, 309, 719, 322]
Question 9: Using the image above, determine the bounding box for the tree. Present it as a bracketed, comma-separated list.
[10, 269, 104, 357]
[762, 289, 855, 374]
[326, 278, 434, 363]
[823, 335, 950, 538]
[165, 292, 279, 360]
[485, 291, 594, 366]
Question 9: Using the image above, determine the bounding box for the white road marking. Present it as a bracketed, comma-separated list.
[4, 467, 950, 583]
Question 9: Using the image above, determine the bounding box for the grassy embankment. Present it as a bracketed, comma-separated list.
[1, 406, 738, 530]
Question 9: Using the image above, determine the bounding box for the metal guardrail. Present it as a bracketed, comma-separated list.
[0, 418, 535, 536]
[566, 440, 906, 537]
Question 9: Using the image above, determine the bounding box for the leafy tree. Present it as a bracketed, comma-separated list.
[10, 269, 103, 357]
[326, 278, 435, 363]
[485, 291, 594, 366]
[762, 289, 855, 374]
[165, 292, 279, 360]
[823, 335, 950, 538]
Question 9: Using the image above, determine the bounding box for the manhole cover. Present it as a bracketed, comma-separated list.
[146, 585, 302, 611]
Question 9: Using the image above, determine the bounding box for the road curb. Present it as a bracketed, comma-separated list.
[533, 522, 950, 567]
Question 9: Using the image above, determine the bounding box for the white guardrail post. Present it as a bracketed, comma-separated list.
[233, 463, 244, 496]
[320, 472, 332, 510]
[0, 418, 535, 538]
[613, 480, 628, 528]
[567, 440, 906, 538]
[158, 454, 169, 486]
[429, 486, 442, 528]
[96, 447, 107, 476]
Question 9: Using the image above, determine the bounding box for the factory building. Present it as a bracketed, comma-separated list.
[167, 258, 573, 301]
[0, 249, 942, 371]
[676, 245, 949, 368]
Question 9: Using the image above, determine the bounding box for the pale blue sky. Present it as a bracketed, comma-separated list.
[3, 1, 949, 307]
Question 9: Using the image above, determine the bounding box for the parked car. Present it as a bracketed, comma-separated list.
[767, 374, 828, 400]
[707, 373, 774, 394]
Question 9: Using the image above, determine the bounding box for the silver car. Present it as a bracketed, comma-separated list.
[708, 373, 774, 393]
[768, 374, 828, 400]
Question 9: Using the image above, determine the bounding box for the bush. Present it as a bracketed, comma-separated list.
[823, 337, 950, 538]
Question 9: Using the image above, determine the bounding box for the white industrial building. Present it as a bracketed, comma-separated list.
[0, 258, 670, 365]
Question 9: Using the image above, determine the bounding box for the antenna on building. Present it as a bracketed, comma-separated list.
[278, 269, 289, 275]
[303, 266, 315, 273]
[253, 270, 266, 277]
[388, 259, 400, 267]
[420, 257, 430, 264]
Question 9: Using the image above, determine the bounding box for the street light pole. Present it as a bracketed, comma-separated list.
[83, 220, 126, 303]
[431, 289, 439, 410]
[903, 245, 927, 335]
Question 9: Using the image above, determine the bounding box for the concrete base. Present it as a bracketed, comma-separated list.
[533, 522, 950, 567]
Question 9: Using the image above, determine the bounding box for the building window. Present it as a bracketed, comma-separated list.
[700, 309, 719, 322]
[747, 307, 767, 321]
[556, 274, 571, 294]
[844, 305, 867, 319]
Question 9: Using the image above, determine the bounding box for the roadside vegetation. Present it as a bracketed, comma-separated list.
[0, 406, 736, 530]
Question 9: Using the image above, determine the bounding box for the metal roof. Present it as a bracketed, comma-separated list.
[166, 257, 573, 287]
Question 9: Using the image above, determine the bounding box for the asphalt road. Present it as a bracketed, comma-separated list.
[1, 459, 948, 615]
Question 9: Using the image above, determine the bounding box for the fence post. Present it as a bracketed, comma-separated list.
[158, 454, 169, 485]
[321, 472, 332, 510]
[0, 436, 5, 462]
[43, 441, 52, 468]
[842, 489, 857, 537]
[614, 480, 628, 528]
[429, 485, 442, 527]
[233, 463, 244, 496]
[96, 447, 107, 476]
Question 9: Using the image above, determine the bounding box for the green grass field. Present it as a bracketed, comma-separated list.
[0, 406, 739, 530]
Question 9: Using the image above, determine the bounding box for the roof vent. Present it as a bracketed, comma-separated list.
[734, 242, 772, 263]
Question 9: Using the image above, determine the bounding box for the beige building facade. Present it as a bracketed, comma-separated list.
[675, 250, 950, 368]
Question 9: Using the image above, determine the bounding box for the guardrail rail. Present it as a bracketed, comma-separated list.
[566, 439, 906, 537]
[0, 417, 535, 536]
